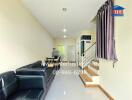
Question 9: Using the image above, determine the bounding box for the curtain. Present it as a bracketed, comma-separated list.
[96, 0, 118, 63]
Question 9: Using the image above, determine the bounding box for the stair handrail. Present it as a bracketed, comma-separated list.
[81, 42, 96, 56]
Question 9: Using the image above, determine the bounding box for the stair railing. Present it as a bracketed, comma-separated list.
[81, 42, 96, 69]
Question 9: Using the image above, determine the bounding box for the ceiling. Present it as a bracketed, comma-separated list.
[21, 0, 106, 38]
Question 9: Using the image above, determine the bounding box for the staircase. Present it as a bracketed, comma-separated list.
[78, 43, 114, 100]
[79, 42, 100, 87]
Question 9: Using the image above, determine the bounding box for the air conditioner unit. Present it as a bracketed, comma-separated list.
[81, 35, 91, 40]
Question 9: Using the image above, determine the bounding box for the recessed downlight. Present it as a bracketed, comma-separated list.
[64, 35, 67, 38]
[63, 91, 66, 95]
[63, 28, 67, 33]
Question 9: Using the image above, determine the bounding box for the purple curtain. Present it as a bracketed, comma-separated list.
[96, 0, 118, 63]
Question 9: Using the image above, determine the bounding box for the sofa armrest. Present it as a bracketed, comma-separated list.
[16, 69, 47, 91]
[17, 61, 46, 69]
[16, 68, 46, 75]
[0, 78, 5, 100]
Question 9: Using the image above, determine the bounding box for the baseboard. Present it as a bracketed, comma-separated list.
[97, 85, 114, 100]
[61, 61, 68, 63]
[62, 61, 76, 63]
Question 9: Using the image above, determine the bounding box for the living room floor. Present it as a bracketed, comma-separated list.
[45, 63, 109, 100]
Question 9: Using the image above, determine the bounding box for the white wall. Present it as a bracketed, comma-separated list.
[99, 0, 132, 100]
[0, 0, 53, 73]
[54, 38, 76, 46]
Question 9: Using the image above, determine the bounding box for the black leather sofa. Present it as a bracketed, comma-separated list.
[16, 61, 56, 90]
[0, 60, 59, 100]
[17, 61, 45, 69]
[0, 78, 5, 100]
[0, 71, 45, 100]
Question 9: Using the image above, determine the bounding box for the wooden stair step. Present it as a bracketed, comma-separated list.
[79, 73, 93, 83]
[90, 63, 99, 70]
[92, 59, 99, 63]
[84, 67, 98, 76]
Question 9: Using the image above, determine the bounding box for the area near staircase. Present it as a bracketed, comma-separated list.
[77, 40, 114, 100]
[79, 58, 99, 87]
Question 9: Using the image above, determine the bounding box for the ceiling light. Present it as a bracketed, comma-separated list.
[63, 91, 66, 95]
[64, 35, 67, 38]
[63, 28, 67, 33]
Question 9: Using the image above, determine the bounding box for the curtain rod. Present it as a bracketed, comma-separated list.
[91, 0, 115, 22]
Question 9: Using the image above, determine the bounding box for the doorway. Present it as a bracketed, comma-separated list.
[56, 45, 76, 62]
[67, 45, 76, 63]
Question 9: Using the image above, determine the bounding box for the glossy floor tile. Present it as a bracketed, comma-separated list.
[45, 64, 109, 100]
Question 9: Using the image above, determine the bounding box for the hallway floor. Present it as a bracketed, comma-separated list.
[45, 63, 109, 100]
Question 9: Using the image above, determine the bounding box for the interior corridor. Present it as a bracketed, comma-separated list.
[0, 0, 131, 99]
[45, 64, 109, 100]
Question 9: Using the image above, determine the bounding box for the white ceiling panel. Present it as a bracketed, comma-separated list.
[21, 0, 106, 38]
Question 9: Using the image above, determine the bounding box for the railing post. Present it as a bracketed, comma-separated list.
[81, 55, 84, 69]
[80, 42, 96, 70]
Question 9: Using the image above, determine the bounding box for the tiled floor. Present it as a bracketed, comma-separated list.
[45, 64, 109, 100]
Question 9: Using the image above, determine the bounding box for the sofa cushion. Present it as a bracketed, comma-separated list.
[7, 89, 44, 100]
[45, 67, 54, 82]
[7, 90, 28, 100]
[25, 89, 44, 100]
[0, 78, 2, 89]
[0, 78, 5, 100]
[1, 71, 17, 99]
